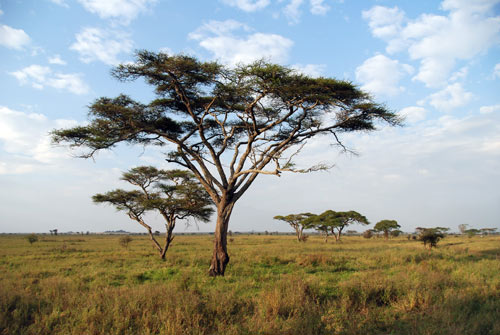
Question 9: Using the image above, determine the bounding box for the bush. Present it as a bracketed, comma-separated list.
[362, 230, 373, 239]
[418, 228, 445, 249]
[26, 234, 38, 245]
[119, 236, 132, 249]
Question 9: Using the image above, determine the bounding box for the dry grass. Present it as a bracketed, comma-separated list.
[0, 234, 499, 334]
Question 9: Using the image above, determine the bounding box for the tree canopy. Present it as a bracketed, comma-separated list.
[52, 51, 400, 276]
[93, 166, 213, 259]
[374, 220, 400, 239]
[305, 210, 369, 242]
[273, 213, 314, 242]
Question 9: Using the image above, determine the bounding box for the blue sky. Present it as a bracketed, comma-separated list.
[1, 0, 499, 234]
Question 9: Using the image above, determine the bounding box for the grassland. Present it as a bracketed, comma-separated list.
[1, 233, 499, 335]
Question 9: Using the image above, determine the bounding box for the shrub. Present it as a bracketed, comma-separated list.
[362, 230, 373, 239]
[119, 236, 133, 249]
[418, 228, 445, 249]
[26, 234, 38, 245]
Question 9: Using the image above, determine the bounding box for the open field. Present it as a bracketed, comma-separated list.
[1, 234, 499, 335]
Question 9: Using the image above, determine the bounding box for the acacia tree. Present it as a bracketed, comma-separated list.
[306, 210, 369, 242]
[418, 227, 447, 249]
[273, 213, 314, 242]
[52, 52, 400, 276]
[93, 166, 213, 259]
[374, 220, 400, 239]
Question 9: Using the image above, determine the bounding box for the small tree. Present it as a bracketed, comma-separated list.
[306, 210, 369, 242]
[374, 220, 400, 239]
[480, 228, 497, 236]
[26, 234, 38, 245]
[273, 213, 314, 242]
[465, 228, 480, 238]
[93, 166, 214, 259]
[390, 229, 402, 237]
[418, 227, 447, 249]
[119, 235, 133, 249]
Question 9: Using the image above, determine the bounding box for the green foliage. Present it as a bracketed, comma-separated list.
[466, 229, 481, 238]
[273, 213, 314, 242]
[418, 227, 447, 248]
[306, 210, 369, 241]
[26, 234, 38, 245]
[374, 220, 401, 239]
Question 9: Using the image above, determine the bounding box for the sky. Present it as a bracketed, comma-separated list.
[0, 0, 499, 234]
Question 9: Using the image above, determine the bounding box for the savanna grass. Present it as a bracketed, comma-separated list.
[0, 234, 499, 334]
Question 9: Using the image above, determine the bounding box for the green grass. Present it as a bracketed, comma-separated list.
[1, 234, 499, 334]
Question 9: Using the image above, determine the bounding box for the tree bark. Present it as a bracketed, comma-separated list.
[209, 199, 234, 277]
[160, 224, 175, 260]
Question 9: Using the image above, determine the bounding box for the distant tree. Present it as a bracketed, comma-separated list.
[52, 52, 400, 276]
[93, 166, 214, 259]
[465, 228, 480, 238]
[480, 228, 497, 235]
[306, 210, 369, 242]
[119, 235, 133, 249]
[390, 229, 402, 237]
[274, 213, 314, 242]
[363, 229, 374, 239]
[49, 229, 58, 236]
[26, 234, 38, 245]
[458, 224, 468, 234]
[418, 227, 447, 249]
[374, 220, 400, 239]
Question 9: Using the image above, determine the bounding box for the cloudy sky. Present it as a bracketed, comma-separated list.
[1, 0, 499, 234]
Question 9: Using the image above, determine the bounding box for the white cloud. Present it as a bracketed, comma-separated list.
[428, 83, 473, 112]
[70, 27, 133, 65]
[0, 9, 3, 15]
[221, 0, 270, 12]
[189, 20, 293, 65]
[400, 106, 428, 123]
[355, 54, 413, 96]
[48, 54, 67, 65]
[49, 0, 69, 8]
[363, 1, 500, 87]
[0, 106, 78, 172]
[77, 0, 157, 25]
[10, 65, 89, 95]
[292, 63, 326, 77]
[0, 24, 30, 50]
[494, 63, 500, 78]
[480, 104, 500, 114]
[284, 0, 304, 25]
[310, 0, 330, 15]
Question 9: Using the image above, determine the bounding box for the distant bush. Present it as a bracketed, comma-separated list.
[26, 234, 38, 245]
[362, 230, 373, 239]
[418, 228, 446, 249]
[119, 236, 133, 249]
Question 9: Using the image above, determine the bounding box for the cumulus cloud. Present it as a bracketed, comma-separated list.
[189, 20, 293, 65]
[48, 54, 67, 65]
[355, 54, 413, 97]
[310, 0, 330, 15]
[10, 65, 89, 95]
[427, 83, 473, 112]
[362, 1, 500, 87]
[0, 24, 30, 50]
[400, 106, 428, 124]
[77, 0, 157, 25]
[70, 27, 133, 65]
[284, 0, 304, 24]
[221, 0, 270, 12]
[494, 63, 500, 78]
[0, 106, 78, 174]
[480, 104, 500, 114]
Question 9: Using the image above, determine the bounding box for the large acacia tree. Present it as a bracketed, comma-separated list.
[93, 166, 213, 259]
[52, 51, 400, 276]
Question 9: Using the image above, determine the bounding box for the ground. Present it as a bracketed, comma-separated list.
[1, 234, 499, 334]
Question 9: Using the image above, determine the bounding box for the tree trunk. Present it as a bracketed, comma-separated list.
[209, 200, 234, 277]
[160, 224, 175, 260]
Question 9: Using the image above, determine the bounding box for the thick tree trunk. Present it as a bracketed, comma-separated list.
[160, 224, 175, 260]
[209, 200, 234, 277]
